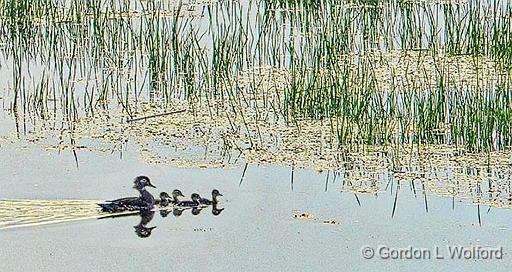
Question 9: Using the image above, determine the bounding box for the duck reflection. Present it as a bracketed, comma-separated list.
[212, 203, 224, 216]
[191, 207, 203, 215]
[159, 209, 172, 217]
[100, 203, 225, 238]
[165, 203, 222, 218]
[99, 185, 225, 238]
[134, 210, 156, 238]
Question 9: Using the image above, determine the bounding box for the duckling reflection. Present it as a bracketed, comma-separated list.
[167, 206, 206, 217]
[212, 203, 224, 216]
[170, 207, 194, 217]
[98, 190, 225, 237]
[191, 207, 203, 215]
[173, 208, 185, 217]
[134, 210, 156, 238]
[159, 209, 172, 217]
[171, 203, 223, 216]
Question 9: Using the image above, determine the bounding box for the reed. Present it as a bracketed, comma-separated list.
[0, 0, 511, 153]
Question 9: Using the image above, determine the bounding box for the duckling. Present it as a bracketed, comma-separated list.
[199, 189, 223, 205]
[170, 189, 185, 204]
[155, 192, 171, 207]
[176, 193, 201, 207]
[156, 189, 185, 208]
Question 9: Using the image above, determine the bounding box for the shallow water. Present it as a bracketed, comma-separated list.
[1, 1, 512, 270]
[0, 144, 511, 271]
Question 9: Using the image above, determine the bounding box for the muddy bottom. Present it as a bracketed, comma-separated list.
[0, 146, 511, 271]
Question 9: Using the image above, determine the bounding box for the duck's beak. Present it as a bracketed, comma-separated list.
[218, 193, 223, 196]
[179, 192, 185, 197]
[147, 182, 156, 188]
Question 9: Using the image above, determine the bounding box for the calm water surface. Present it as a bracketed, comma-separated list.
[0, 143, 511, 272]
[0, 1, 511, 271]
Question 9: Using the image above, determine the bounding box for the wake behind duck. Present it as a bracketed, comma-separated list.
[0, 176, 223, 231]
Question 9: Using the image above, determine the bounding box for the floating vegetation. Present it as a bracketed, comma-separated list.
[293, 211, 339, 225]
[1, 0, 512, 209]
[1, 0, 512, 150]
[293, 212, 315, 220]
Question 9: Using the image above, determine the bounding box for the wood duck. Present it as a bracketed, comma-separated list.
[199, 189, 223, 205]
[176, 193, 201, 207]
[98, 176, 156, 213]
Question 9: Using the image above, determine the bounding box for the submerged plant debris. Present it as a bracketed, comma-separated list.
[1, 101, 511, 210]
[292, 211, 339, 225]
[1, 0, 512, 211]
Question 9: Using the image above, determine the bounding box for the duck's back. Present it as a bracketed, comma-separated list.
[107, 196, 139, 204]
[199, 198, 213, 205]
[98, 197, 145, 213]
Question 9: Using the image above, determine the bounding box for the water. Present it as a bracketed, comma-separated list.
[0, 144, 511, 271]
[1, 1, 512, 270]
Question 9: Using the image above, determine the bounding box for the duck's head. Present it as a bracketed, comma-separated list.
[133, 176, 156, 190]
[212, 206, 224, 216]
[172, 189, 185, 198]
[191, 193, 201, 202]
[134, 225, 157, 238]
[212, 189, 223, 198]
[159, 192, 171, 199]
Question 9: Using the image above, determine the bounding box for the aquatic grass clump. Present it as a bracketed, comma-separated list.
[1, 0, 512, 153]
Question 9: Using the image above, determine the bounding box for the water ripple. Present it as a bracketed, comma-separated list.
[0, 199, 102, 230]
